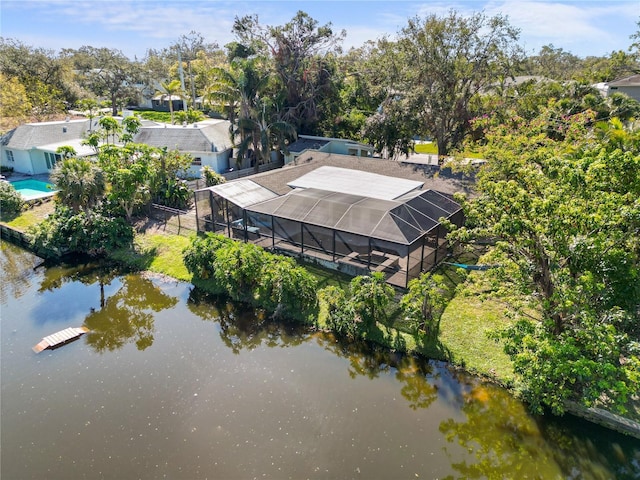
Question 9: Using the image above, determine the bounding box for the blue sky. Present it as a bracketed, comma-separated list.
[1, 0, 638, 60]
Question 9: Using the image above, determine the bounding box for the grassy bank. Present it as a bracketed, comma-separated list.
[2, 201, 516, 381]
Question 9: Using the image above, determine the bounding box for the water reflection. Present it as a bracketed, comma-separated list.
[440, 383, 565, 478]
[0, 242, 39, 303]
[3, 244, 639, 479]
[187, 286, 309, 354]
[84, 274, 178, 352]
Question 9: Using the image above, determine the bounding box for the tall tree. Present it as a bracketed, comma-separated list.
[0, 38, 79, 112]
[232, 11, 345, 134]
[206, 58, 273, 167]
[452, 107, 640, 414]
[377, 11, 522, 156]
[169, 31, 218, 108]
[73, 46, 139, 115]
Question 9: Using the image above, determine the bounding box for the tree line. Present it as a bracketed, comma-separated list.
[1, 12, 639, 160]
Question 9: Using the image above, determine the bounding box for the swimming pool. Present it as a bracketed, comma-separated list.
[10, 179, 58, 201]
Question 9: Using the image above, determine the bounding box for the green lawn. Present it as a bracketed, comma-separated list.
[414, 142, 438, 155]
[413, 142, 485, 159]
[110, 232, 194, 282]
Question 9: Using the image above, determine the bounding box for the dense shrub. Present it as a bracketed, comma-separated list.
[201, 166, 226, 187]
[0, 181, 24, 215]
[29, 205, 133, 256]
[183, 233, 318, 323]
[321, 273, 395, 338]
[183, 233, 234, 285]
[319, 286, 359, 339]
[258, 255, 318, 322]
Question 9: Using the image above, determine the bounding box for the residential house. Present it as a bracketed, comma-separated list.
[133, 119, 233, 177]
[0, 118, 99, 175]
[284, 135, 374, 165]
[607, 74, 640, 102]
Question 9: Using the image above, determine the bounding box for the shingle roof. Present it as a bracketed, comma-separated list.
[2, 119, 90, 149]
[286, 137, 330, 153]
[608, 74, 640, 87]
[133, 120, 232, 153]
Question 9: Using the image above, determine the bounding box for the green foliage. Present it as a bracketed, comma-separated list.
[401, 273, 450, 336]
[51, 157, 106, 213]
[375, 11, 522, 155]
[322, 273, 395, 338]
[148, 148, 194, 209]
[257, 254, 319, 322]
[182, 233, 234, 288]
[455, 107, 640, 414]
[212, 240, 267, 303]
[183, 233, 319, 323]
[495, 313, 640, 415]
[0, 181, 24, 216]
[29, 205, 133, 256]
[349, 272, 395, 329]
[318, 285, 358, 339]
[98, 143, 156, 221]
[201, 166, 226, 186]
[174, 108, 205, 125]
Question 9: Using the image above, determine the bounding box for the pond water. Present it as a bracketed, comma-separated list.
[1, 242, 639, 479]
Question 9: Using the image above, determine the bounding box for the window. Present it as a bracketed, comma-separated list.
[45, 152, 61, 170]
[6, 150, 14, 162]
[192, 157, 202, 166]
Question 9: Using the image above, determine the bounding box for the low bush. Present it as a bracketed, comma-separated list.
[29, 205, 134, 256]
[0, 181, 24, 216]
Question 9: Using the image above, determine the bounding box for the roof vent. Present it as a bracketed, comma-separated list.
[63, 127, 67, 133]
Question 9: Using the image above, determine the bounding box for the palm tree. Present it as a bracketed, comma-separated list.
[205, 59, 273, 168]
[51, 157, 106, 213]
[156, 80, 184, 125]
[236, 98, 297, 172]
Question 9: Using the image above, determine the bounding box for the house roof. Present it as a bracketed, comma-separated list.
[133, 119, 232, 153]
[247, 152, 473, 197]
[286, 135, 372, 154]
[287, 137, 331, 153]
[608, 75, 640, 87]
[202, 179, 279, 209]
[287, 166, 423, 200]
[1, 119, 91, 149]
[246, 187, 460, 245]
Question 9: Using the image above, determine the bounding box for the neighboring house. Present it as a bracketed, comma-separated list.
[284, 135, 374, 165]
[151, 94, 185, 112]
[607, 74, 640, 102]
[133, 119, 233, 177]
[0, 119, 98, 175]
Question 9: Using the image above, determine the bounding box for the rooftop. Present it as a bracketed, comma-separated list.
[287, 166, 423, 200]
[247, 151, 473, 197]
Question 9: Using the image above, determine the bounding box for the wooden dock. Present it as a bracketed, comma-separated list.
[32, 326, 89, 353]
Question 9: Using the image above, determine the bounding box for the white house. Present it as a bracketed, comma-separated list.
[284, 135, 374, 165]
[0, 118, 99, 175]
[133, 118, 233, 176]
[607, 74, 640, 103]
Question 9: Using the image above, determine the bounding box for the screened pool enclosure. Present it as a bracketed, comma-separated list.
[195, 179, 463, 289]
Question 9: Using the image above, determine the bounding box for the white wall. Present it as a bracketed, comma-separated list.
[1, 148, 34, 175]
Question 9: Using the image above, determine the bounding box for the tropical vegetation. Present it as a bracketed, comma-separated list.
[0, 11, 639, 422]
